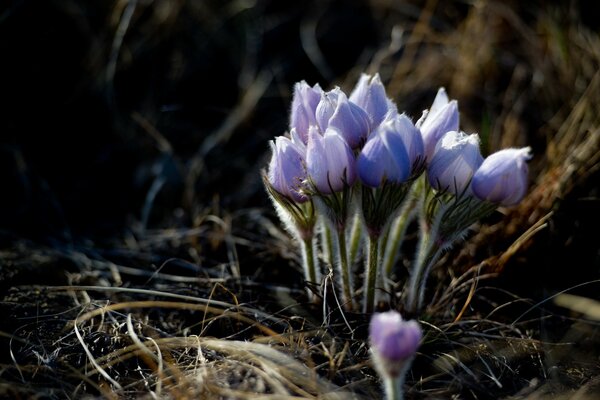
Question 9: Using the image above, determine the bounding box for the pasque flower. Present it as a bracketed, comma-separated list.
[472, 147, 532, 205]
[370, 311, 422, 378]
[349, 73, 397, 128]
[306, 127, 356, 193]
[290, 81, 323, 144]
[357, 114, 423, 188]
[427, 131, 483, 195]
[267, 136, 308, 203]
[417, 88, 459, 162]
[316, 88, 371, 149]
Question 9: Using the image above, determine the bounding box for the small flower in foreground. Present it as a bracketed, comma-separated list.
[349, 73, 397, 128]
[427, 131, 483, 195]
[316, 88, 370, 149]
[306, 127, 356, 193]
[357, 119, 409, 188]
[370, 311, 422, 377]
[267, 136, 308, 203]
[472, 147, 532, 206]
[290, 81, 323, 144]
[417, 87, 459, 162]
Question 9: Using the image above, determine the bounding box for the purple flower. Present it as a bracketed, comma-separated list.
[290, 81, 323, 144]
[472, 147, 532, 206]
[394, 114, 425, 169]
[357, 114, 423, 188]
[306, 127, 356, 194]
[427, 131, 483, 195]
[316, 88, 371, 149]
[370, 311, 422, 365]
[349, 73, 397, 128]
[417, 88, 459, 162]
[268, 136, 308, 203]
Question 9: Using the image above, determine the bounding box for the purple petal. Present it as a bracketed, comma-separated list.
[472, 147, 531, 205]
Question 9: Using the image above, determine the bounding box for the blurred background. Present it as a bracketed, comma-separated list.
[1, 0, 599, 398]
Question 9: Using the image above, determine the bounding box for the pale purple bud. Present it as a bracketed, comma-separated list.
[306, 127, 356, 193]
[417, 88, 460, 162]
[317, 88, 370, 149]
[349, 73, 396, 128]
[472, 147, 532, 206]
[427, 131, 483, 195]
[357, 118, 411, 188]
[394, 114, 425, 169]
[370, 311, 422, 370]
[268, 136, 308, 203]
[290, 81, 323, 144]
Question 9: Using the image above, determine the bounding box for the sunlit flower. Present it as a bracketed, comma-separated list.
[357, 114, 423, 188]
[427, 131, 483, 195]
[316, 88, 370, 149]
[349, 73, 397, 128]
[472, 147, 532, 205]
[417, 88, 459, 162]
[290, 81, 323, 144]
[306, 127, 356, 193]
[267, 136, 308, 203]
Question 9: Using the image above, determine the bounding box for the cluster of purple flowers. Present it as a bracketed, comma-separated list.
[269, 76, 530, 209]
[264, 73, 531, 314]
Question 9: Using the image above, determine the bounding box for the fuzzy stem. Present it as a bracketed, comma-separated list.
[336, 228, 354, 311]
[383, 375, 404, 400]
[382, 196, 418, 280]
[405, 200, 448, 314]
[414, 245, 445, 312]
[348, 214, 363, 264]
[364, 233, 380, 313]
[322, 221, 335, 270]
[300, 235, 320, 302]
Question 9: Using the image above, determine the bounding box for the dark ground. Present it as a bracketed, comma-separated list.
[1, 0, 599, 398]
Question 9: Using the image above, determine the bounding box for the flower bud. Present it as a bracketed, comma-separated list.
[472, 147, 532, 206]
[267, 136, 308, 203]
[316, 88, 370, 149]
[427, 131, 483, 195]
[370, 311, 422, 378]
[349, 73, 397, 128]
[357, 114, 423, 188]
[394, 113, 425, 170]
[417, 88, 459, 162]
[290, 81, 323, 144]
[306, 127, 356, 193]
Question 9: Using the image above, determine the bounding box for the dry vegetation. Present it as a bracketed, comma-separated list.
[1, 0, 599, 398]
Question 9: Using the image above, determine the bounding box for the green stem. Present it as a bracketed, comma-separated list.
[383, 375, 404, 400]
[405, 221, 433, 314]
[364, 233, 379, 313]
[382, 197, 418, 279]
[405, 195, 451, 313]
[337, 228, 354, 311]
[301, 235, 319, 302]
[414, 245, 444, 311]
[322, 222, 335, 270]
[348, 214, 363, 264]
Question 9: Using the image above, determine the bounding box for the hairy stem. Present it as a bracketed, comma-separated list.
[336, 228, 354, 311]
[300, 235, 320, 302]
[382, 195, 418, 280]
[364, 233, 380, 313]
[383, 375, 405, 400]
[348, 214, 363, 264]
